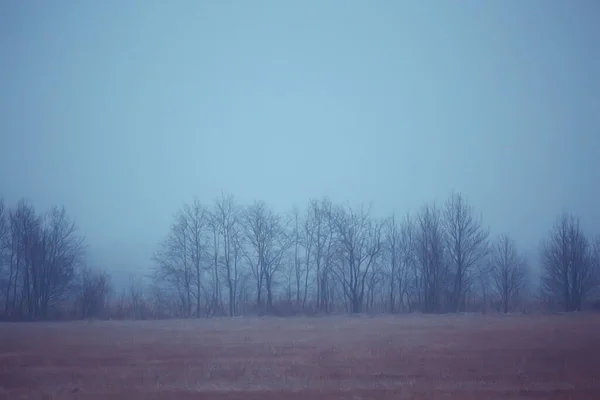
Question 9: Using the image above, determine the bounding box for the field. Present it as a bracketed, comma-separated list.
[1, 314, 599, 399]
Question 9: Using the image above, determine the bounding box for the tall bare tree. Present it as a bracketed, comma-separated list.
[383, 214, 401, 312]
[541, 213, 595, 311]
[304, 198, 336, 313]
[39, 206, 85, 317]
[242, 201, 267, 312]
[299, 206, 314, 309]
[330, 204, 382, 313]
[208, 214, 221, 315]
[152, 198, 209, 318]
[415, 203, 447, 313]
[489, 234, 527, 313]
[398, 213, 415, 311]
[4, 200, 37, 317]
[0, 198, 8, 307]
[290, 206, 304, 308]
[153, 216, 193, 317]
[404, 214, 424, 311]
[287, 205, 314, 310]
[443, 192, 489, 312]
[591, 237, 600, 300]
[182, 199, 209, 317]
[212, 194, 244, 316]
[243, 201, 290, 314]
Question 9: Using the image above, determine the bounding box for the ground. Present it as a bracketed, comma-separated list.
[1, 313, 599, 399]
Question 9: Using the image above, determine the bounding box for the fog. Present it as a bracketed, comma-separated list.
[1, 0, 599, 297]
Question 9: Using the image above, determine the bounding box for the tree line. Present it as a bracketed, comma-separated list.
[0, 193, 598, 321]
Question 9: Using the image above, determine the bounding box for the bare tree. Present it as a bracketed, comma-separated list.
[404, 214, 424, 312]
[305, 198, 336, 313]
[489, 234, 527, 313]
[154, 216, 193, 317]
[243, 201, 291, 314]
[242, 201, 267, 312]
[152, 199, 209, 318]
[287, 205, 314, 311]
[112, 290, 128, 319]
[212, 194, 244, 316]
[76, 266, 112, 318]
[330, 204, 382, 313]
[475, 262, 492, 313]
[39, 206, 85, 317]
[541, 213, 595, 312]
[591, 237, 600, 301]
[299, 205, 314, 309]
[207, 212, 224, 316]
[0, 197, 6, 247]
[375, 213, 416, 313]
[414, 203, 447, 313]
[397, 213, 415, 312]
[236, 270, 253, 315]
[146, 282, 181, 319]
[365, 266, 383, 312]
[383, 214, 402, 312]
[9, 203, 84, 319]
[0, 198, 8, 309]
[128, 276, 147, 319]
[0, 201, 85, 319]
[594, 237, 600, 276]
[290, 206, 303, 308]
[4, 200, 39, 317]
[443, 192, 489, 312]
[182, 199, 209, 317]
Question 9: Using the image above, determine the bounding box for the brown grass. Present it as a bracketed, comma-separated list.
[1, 313, 599, 399]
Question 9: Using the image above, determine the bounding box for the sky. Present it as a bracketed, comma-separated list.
[1, 1, 599, 286]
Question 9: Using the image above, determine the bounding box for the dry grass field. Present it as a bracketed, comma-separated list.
[1, 313, 599, 399]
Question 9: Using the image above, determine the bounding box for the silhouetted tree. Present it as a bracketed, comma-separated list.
[443, 192, 489, 312]
[182, 199, 210, 317]
[243, 201, 290, 314]
[299, 205, 315, 310]
[212, 194, 244, 316]
[591, 237, 600, 302]
[0, 200, 84, 319]
[0, 198, 8, 310]
[541, 213, 595, 311]
[128, 276, 147, 319]
[28, 204, 83, 318]
[415, 203, 446, 313]
[76, 266, 111, 318]
[489, 234, 527, 313]
[329, 204, 382, 313]
[306, 198, 336, 313]
[383, 214, 400, 312]
[383, 213, 413, 313]
[152, 199, 209, 318]
[289, 205, 306, 309]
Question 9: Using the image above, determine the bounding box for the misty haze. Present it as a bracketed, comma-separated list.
[1, 1, 599, 399]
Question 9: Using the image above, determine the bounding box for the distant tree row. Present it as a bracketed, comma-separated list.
[146, 193, 598, 318]
[0, 193, 598, 321]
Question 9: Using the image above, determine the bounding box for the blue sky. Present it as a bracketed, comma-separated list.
[1, 1, 599, 283]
